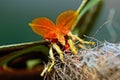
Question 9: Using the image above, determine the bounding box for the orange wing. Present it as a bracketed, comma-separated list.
[56, 10, 78, 33]
[29, 17, 56, 37]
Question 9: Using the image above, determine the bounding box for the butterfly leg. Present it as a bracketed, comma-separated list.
[67, 39, 77, 55]
[40, 46, 54, 76]
[52, 43, 64, 63]
[47, 46, 55, 72]
[40, 63, 49, 76]
[68, 33, 95, 48]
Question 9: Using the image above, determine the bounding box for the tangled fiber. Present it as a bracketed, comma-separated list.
[44, 41, 120, 80]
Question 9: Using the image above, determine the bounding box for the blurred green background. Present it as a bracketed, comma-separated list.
[0, 0, 120, 45]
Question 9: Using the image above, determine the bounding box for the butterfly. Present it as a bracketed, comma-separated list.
[29, 0, 95, 76]
[29, 9, 80, 76]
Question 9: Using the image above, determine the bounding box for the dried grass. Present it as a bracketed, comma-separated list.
[44, 41, 120, 80]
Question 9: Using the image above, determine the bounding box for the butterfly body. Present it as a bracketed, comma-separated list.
[44, 27, 69, 46]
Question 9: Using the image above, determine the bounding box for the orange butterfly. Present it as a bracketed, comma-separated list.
[29, 10, 79, 76]
[29, 10, 78, 46]
[28, 0, 95, 76]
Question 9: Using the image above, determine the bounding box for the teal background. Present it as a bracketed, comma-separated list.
[0, 0, 120, 45]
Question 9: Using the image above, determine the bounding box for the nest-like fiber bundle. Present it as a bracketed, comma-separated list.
[44, 41, 120, 80]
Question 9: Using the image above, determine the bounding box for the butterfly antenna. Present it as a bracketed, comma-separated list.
[90, 20, 111, 42]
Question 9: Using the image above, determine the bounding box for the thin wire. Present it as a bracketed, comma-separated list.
[90, 20, 111, 41]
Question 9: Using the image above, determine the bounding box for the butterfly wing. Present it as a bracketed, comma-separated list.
[56, 10, 78, 33]
[29, 17, 56, 37]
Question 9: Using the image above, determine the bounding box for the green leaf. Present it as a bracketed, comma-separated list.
[72, 0, 102, 36]
[0, 41, 49, 66]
